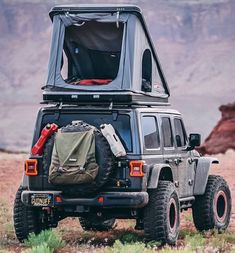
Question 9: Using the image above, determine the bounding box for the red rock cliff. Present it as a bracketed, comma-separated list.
[198, 103, 235, 155]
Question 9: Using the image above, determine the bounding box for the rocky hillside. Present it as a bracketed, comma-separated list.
[198, 103, 235, 155]
[0, 0, 235, 151]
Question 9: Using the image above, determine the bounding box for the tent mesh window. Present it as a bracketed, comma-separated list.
[62, 21, 124, 86]
[141, 49, 152, 92]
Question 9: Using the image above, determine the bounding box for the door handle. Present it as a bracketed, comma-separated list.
[165, 159, 173, 164]
[174, 158, 183, 165]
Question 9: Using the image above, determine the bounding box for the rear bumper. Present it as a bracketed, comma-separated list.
[21, 190, 149, 208]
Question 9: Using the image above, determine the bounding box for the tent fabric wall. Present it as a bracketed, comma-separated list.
[46, 13, 130, 91]
[131, 17, 166, 95]
[45, 12, 168, 97]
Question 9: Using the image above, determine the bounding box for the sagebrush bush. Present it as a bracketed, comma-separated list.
[159, 247, 193, 253]
[185, 233, 205, 251]
[23, 243, 51, 253]
[106, 240, 146, 253]
[24, 229, 64, 252]
[119, 232, 141, 243]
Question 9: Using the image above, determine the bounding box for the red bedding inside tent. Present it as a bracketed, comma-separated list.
[71, 79, 112, 85]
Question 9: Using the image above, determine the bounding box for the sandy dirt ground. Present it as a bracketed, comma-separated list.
[0, 150, 234, 252]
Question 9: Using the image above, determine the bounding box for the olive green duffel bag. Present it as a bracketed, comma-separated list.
[48, 128, 98, 185]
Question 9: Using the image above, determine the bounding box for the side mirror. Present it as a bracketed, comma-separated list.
[188, 133, 201, 149]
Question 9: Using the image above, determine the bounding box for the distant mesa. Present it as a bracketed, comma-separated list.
[198, 102, 235, 155]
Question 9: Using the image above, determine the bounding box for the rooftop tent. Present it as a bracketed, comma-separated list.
[44, 5, 170, 105]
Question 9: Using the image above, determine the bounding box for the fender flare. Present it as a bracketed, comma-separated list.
[147, 164, 173, 189]
[22, 174, 29, 188]
[193, 157, 219, 195]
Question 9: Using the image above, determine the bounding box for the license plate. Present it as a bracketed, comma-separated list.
[31, 193, 53, 206]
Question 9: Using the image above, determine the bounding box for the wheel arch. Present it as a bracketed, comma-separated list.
[194, 157, 219, 195]
[147, 164, 173, 189]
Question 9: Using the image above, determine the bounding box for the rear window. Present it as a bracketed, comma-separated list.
[41, 112, 132, 152]
[142, 116, 160, 149]
[62, 21, 124, 85]
[161, 117, 173, 148]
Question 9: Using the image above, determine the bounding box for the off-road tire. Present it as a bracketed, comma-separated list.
[13, 186, 43, 242]
[79, 217, 115, 231]
[144, 181, 180, 245]
[43, 121, 113, 195]
[192, 175, 231, 232]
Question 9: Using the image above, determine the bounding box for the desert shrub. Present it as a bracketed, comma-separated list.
[208, 237, 228, 253]
[206, 231, 234, 252]
[105, 240, 195, 253]
[179, 229, 198, 239]
[24, 230, 64, 252]
[146, 240, 161, 248]
[119, 232, 141, 243]
[184, 212, 193, 223]
[159, 247, 192, 253]
[185, 233, 205, 251]
[105, 240, 146, 253]
[22, 243, 51, 253]
[217, 232, 235, 244]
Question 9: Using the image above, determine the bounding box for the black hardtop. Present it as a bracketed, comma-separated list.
[49, 4, 141, 18]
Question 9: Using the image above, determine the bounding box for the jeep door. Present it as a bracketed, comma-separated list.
[172, 117, 195, 197]
[160, 115, 179, 193]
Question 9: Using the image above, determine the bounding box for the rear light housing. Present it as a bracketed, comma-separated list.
[98, 196, 104, 204]
[25, 159, 38, 176]
[55, 195, 62, 203]
[129, 160, 144, 177]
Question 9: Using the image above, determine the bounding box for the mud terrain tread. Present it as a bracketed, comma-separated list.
[13, 186, 40, 242]
[79, 217, 115, 231]
[144, 181, 179, 245]
[192, 175, 231, 231]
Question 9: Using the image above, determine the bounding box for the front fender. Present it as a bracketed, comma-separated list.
[193, 157, 219, 195]
[147, 164, 172, 189]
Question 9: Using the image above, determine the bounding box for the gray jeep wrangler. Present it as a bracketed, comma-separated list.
[13, 4, 231, 246]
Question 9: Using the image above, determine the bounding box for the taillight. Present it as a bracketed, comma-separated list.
[25, 159, 38, 176]
[55, 195, 62, 203]
[98, 196, 104, 204]
[129, 160, 144, 177]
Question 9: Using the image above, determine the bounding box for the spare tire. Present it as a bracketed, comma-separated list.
[42, 121, 114, 195]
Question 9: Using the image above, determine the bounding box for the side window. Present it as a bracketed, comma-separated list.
[174, 118, 187, 147]
[142, 116, 160, 149]
[161, 117, 173, 148]
[141, 49, 152, 92]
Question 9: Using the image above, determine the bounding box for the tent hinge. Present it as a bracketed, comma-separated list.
[55, 102, 63, 121]
[116, 11, 120, 28]
[109, 101, 113, 110]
